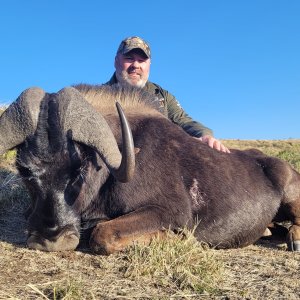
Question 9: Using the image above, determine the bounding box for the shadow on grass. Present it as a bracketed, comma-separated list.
[0, 167, 29, 246]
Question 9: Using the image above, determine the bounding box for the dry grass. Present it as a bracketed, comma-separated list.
[122, 229, 223, 294]
[0, 140, 300, 299]
[222, 139, 300, 172]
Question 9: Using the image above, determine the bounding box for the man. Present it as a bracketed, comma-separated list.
[106, 36, 230, 153]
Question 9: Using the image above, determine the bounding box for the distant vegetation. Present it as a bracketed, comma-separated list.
[223, 139, 300, 172]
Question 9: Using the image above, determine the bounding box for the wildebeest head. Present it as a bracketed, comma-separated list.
[1, 86, 135, 251]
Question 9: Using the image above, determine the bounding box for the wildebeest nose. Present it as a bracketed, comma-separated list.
[27, 225, 80, 252]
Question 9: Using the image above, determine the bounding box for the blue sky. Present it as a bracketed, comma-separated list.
[1, 1, 299, 139]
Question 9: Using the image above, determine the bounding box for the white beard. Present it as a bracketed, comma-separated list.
[116, 70, 147, 88]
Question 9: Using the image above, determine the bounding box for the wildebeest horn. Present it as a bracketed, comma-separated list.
[56, 87, 135, 183]
[0, 87, 45, 155]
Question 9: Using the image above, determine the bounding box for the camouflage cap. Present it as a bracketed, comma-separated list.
[117, 36, 151, 58]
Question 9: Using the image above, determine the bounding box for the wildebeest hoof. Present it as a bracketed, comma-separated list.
[288, 240, 300, 252]
[261, 227, 272, 237]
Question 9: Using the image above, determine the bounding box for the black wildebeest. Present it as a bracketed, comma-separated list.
[0, 85, 300, 254]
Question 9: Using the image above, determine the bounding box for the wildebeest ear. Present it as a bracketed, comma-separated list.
[55, 87, 135, 182]
[0, 87, 45, 155]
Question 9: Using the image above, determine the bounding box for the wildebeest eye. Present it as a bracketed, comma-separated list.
[65, 172, 84, 206]
[69, 166, 81, 180]
[64, 160, 87, 206]
[17, 165, 33, 179]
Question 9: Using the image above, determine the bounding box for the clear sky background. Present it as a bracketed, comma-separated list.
[1, 1, 299, 140]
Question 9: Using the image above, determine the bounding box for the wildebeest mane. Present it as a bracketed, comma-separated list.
[73, 84, 164, 116]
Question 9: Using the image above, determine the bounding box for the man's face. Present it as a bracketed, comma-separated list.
[114, 49, 150, 88]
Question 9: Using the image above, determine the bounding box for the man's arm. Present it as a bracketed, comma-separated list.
[166, 93, 213, 137]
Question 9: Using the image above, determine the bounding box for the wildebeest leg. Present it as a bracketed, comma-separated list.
[275, 166, 300, 251]
[260, 157, 300, 251]
[90, 206, 168, 255]
[285, 197, 300, 251]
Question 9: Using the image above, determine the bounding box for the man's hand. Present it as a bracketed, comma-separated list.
[197, 135, 230, 153]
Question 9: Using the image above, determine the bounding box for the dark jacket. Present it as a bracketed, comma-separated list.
[105, 73, 213, 137]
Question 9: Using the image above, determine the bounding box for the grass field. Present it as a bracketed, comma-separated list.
[0, 139, 300, 299]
